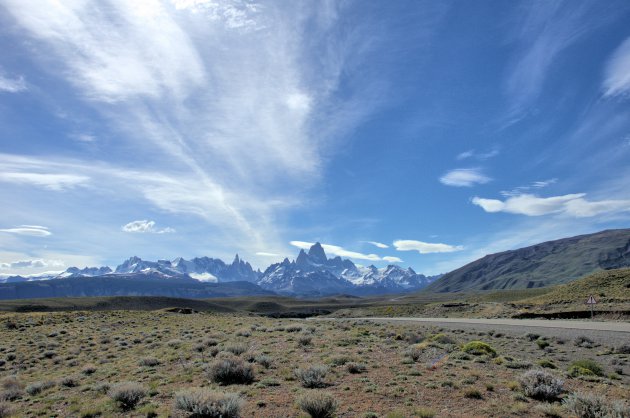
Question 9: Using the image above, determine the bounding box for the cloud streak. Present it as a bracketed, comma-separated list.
[439, 168, 491, 187]
[366, 241, 389, 249]
[0, 259, 64, 269]
[603, 36, 630, 97]
[0, 71, 27, 93]
[0, 172, 90, 191]
[472, 193, 630, 217]
[122, 220, 175, 234]
[1, 1, 383, 258]
[393, 240, 463, 254]
[0, 225, 51, 237]
[290, 241, 393, 262]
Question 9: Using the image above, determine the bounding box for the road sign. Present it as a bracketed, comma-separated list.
[586, 295, 597, 319]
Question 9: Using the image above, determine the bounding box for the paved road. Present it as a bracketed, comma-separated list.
[313, 317, 630, 346]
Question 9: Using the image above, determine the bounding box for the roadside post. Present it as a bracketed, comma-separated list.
[586, 295, 597, 319]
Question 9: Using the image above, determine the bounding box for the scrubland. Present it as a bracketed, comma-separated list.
[0, 310, 627, 417]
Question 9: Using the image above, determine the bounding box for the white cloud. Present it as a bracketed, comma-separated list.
[72, 134, 97, 143]
[0, 259, 64, 270]
[366, 241, 389, 249]
[382, 256, 402, 263]
[456, 149, 498, 161]
[472, 193, 630, 217]
[0, 71, 27, 93]
[0, 225, 51, 237]
[439, 168, 491, 187]
[603, 37, 630, 97]
[0, 172, 89, 191]
[393, 239, 463, 254]
[255, 252, 281, 257]
[500, 178, 557, 197]
[122, 220, 175, 234]
[290, 241, 382, 261]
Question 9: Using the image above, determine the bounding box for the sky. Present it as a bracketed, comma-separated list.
[1, 0, 630, 276]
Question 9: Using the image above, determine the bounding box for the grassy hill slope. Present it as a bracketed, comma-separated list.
[520, 267, 630, 305]
[426, 228, 630, 293]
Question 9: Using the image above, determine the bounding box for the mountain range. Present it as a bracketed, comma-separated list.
[426, 228, 630, 293]
[0, 242, 437, 299]
[2, 228, 629, 300]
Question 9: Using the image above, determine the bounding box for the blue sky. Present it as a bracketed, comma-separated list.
[1, 1, 630, 276]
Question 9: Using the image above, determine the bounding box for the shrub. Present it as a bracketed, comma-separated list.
[430, 333, 456, 345]
[167, 339, 182, 348]
[235, 329, 251, 337]
[537, 359, 557, 369]
[81, 365, 97, 375]
[563, 392, 630, 418]
[223, 344, 248, 356]
[60, 376, 79, 387]
[109, 382, 147, 410]
[208, 358, 254, 385]
[254, 355, 272, 369]
[174, 388, 243, 418]
[285, 325, 303, 333]
[297, 391, 338, 418]
[298, 335, 313, 347]
[0, 376, 23, 401]
[533, 403, 565, 418]
[203, 338, 219, 347]
[463, 388, 482, 399]
[414, 407, 436, 418]
[518, 370, 563, 401]
[461, 341, 496, 357]
[536, 339, 550, 349]
[295, 365, 329, 388]
[568, 359, 604, 377]
[138, 357, 161, 367]
[405, 346, 423, 362]
[346, 362, 367, 374]
[615, 343, 630, 354]
[0, 403, 11, 418]
[574, 336, 595, 348]
[25, 380, 54, 396]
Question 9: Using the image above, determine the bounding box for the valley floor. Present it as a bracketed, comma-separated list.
[0, 310, 628, 417]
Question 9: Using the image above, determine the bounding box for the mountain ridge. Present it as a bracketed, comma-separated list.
[426, 228, 630, 293]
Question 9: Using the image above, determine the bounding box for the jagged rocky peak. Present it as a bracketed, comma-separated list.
[307, 242, 327, 263]
[295, 249, 309, 265]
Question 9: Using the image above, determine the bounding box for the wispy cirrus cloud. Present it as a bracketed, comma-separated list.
[122, 220, 175, 234]
[0, 172, 89, 191]
[366, 241, 389, 249]
[500, 178, 557, 197]
[0, 70, 26, 93]
[472, 193, 630, 217]
[456, 149, 499, 161]
[0, 258, 64, 269]
[255, 252, 281, 257]
[504, 2, 607, 114]
[393, 239, 463, 254]
[0, 225, 51, 237]
[439, 168, 491, 187]
[1, 0, 386, 260]
[603, 36, 630, 97]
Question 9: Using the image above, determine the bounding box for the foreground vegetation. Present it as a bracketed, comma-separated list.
[0, 310, 627, 417]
